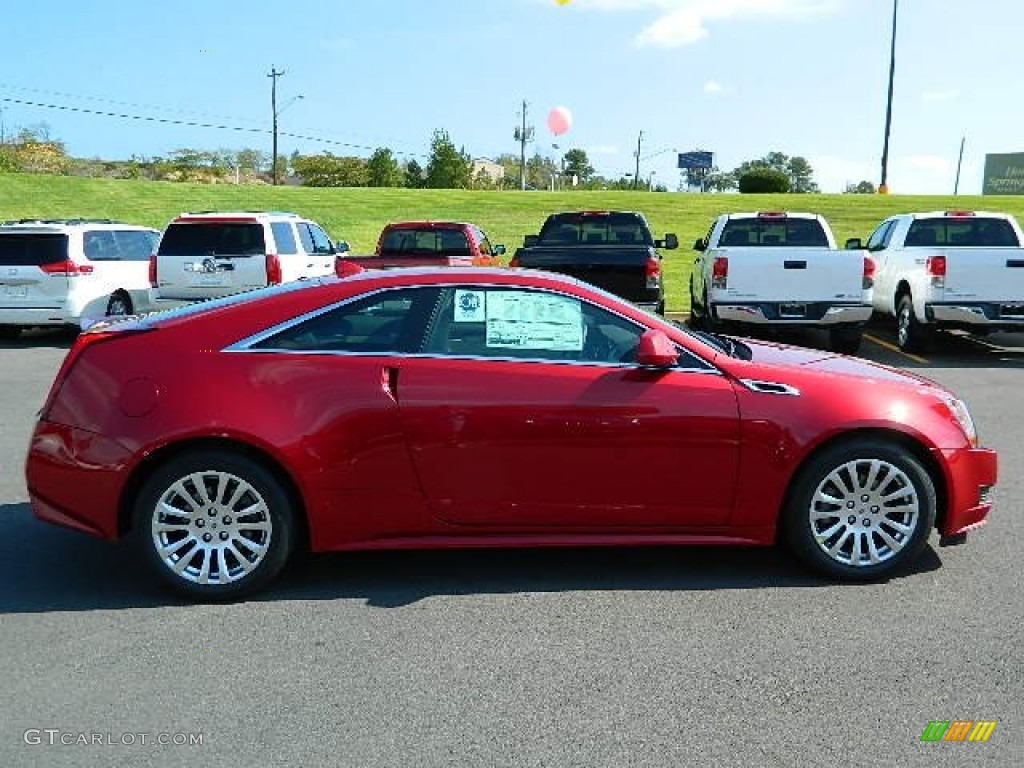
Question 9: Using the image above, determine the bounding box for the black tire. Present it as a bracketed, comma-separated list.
[783, 439, 936, 581]
[687, 278, 705, 330]
[0, 326, 21, 340]
[896, 294, 934, 353]
[106, 291, 133, 317]
[133, 450, 296, 600]
[828, 328, 862, 355]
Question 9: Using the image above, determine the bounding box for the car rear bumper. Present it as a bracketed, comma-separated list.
[927, 302, 1024, 329]
[26, 419, 134, 540]
[936, 446, 997, 537]
[0, 307, 73, 326]
[714, 303, 872, 327]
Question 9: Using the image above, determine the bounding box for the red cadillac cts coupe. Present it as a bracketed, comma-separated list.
[25, 268, 996, 599]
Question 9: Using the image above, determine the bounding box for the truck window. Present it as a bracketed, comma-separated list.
[865, 220, 896, 251]
[719, 219, 829, 247]
[538, 213, 652, 247]
[905, 218, 1020, 247]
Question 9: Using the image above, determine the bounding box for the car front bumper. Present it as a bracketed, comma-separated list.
[935, 445, 997, 537]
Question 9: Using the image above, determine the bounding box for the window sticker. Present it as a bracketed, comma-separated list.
[454, 289, 486, 323]
[485, 291, 583, 351]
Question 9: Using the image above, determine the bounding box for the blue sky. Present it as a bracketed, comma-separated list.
[1, 0, 1020, 194]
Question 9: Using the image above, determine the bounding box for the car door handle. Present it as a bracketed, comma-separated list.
[381, 366, 400, 402]
[1007, 260, 1024, 268]
[784, 260, 807, 269]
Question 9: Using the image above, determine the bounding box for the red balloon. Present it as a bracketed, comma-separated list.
[547, 106, 572, 137]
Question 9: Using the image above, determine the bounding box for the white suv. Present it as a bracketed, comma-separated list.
[0, 218, 161, 338]
[150, 211, 341, 308]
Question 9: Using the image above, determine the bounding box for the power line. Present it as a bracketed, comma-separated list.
[0, 96, 428, 158]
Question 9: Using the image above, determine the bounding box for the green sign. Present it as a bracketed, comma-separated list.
[983, 153, 1024, 195]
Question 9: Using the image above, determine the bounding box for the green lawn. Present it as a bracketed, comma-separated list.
[4, 172, 1024, 312]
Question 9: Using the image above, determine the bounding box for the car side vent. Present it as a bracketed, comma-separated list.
[739, 379, 800, 396]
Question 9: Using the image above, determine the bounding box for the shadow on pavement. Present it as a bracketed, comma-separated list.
[0, 501, 944, 613]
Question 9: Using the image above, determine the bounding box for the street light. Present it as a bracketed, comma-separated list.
[268, 68, 303, 186]
[879, 0, 898, 194]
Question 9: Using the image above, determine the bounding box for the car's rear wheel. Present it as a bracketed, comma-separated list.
[896, 294, 934, 353]
[784, 439, 936, 580]
[134, 450, 296, 599]
[106, 292, 133, 317]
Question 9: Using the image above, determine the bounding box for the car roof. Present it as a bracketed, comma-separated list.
[0, 219, 159, 233]
[169, 211, 305, 223]
[383, 221, 474, 230]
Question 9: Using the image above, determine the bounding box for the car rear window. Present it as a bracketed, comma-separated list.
[538, 213, 652, 247]
[158, 223, 266, 257]
[905, 218, 1020, 247]
[719, 218, 829, 247]
[0, 233, 68, 266]
[379, 228, 470, 257]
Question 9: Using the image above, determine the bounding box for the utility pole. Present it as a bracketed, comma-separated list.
[633, 130, 643, 190]
[954, 136, 966, 195]
[879, 0, 898, 194]
[513, 100, 534, 191]
[268, 67, 284, 185]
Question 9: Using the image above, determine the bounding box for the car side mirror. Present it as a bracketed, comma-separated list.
[524, 234, 539, 247]
[693, 238, 707, 252]
[844, 238, 863, 250]
[635, 329, 679, 368]
[335, 240, 350, 254]
[493, 244, 506, 256]
[662, 233, 679, 250]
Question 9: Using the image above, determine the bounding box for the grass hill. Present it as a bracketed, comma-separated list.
[4, 172, 1023, 312]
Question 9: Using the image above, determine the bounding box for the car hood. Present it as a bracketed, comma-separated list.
[732, 337, 941, 390]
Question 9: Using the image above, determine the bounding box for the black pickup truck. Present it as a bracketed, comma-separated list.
[510, 211, 678, 315]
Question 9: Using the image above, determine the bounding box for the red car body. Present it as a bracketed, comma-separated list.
[25, 268, 995, 596]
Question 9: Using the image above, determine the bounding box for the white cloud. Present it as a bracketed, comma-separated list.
[574, 0, 839, 48]
[704, 80, 724, 93]
[921, 90, 960, 103]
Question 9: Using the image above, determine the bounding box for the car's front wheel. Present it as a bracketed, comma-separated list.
[784, 439, 936, 580]
[134, 450, 296, 599]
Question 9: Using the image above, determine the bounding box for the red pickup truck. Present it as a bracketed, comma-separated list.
[335, 221, 505, 274]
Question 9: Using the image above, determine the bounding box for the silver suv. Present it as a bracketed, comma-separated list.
[150, 211, 344, 308]
[0, 218, 160, 338]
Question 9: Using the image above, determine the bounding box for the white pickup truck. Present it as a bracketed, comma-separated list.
[849, 210, 1024, 352]
[689, 212, 874, 353]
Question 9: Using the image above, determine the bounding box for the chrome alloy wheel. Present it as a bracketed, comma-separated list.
[808, 458, 920, 567]
[897, 302, 911, 349]
[151, 471, 273, 585]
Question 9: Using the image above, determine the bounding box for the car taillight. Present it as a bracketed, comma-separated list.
[645, 256, 661, 289]
[39, 260, 94, 277]
[266, 253, 282, 285]
[148, 254, 158, 287]
[863, 256, 876, 289]
[927, 255, 946, 288]
[712, 256, 728, 289]
[509, 255, 521, 268]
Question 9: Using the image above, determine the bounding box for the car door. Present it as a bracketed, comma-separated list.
[395, 285, 742, 528]
[305, 222, 338, 276]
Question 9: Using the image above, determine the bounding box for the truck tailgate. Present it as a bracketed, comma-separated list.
[714, 247, 865, 302]
[515, 246, 652, 298]
[942, 248, 1024, 302]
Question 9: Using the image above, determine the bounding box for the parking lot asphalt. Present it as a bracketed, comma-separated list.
[0, 324, 1020, 767]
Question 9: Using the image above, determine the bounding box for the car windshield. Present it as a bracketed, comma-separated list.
[378, 228, 470, 257]
[905, 218, 1020, 247]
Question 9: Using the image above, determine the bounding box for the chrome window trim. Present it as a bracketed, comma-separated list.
[224, 281, 721, 374]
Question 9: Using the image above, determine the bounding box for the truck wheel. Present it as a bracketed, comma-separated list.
[828, 328, 862, 355]
[896, 294, 934, 353]
[687, 280, 704, 329]
[0, 326, 21, 340]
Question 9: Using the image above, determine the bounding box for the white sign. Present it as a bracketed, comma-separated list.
[485, 291, 583, 351]
[454, 289, 485, 323]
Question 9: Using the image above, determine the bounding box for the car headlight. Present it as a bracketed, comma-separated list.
[943, 396, 979, 447]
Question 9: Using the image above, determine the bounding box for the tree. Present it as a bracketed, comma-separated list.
[292, 153, 368, 186]
[738, 167, 790, 193]
[425, 130, 471, 189]
[845, 180, 877, 194]
[732, 151, 819, 193]
[562, 149, 595, 183]
[367, 147, 403, 187]
[404, 159, 425, 189]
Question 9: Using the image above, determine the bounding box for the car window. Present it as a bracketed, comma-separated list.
[158, 223, 265, 257]
[905, 218, 1020, 247]
[0, 233, 68, 266]
[250, 287, 442, 353]
[538, 213, 653, 247]
[472, 227, 492, 256]
[296, 223, 315, 254]
[865, 220, 895, 251]
[271, 222, 298, 255]
[718, 218, 829, 247]
[83, 231, 119, 260]
[114, 230, 159, 261]
[307, 223, 334, 254]
[423, 286, 647, 365]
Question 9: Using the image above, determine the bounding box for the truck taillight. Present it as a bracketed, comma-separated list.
[40, 260, 94, 277]
[266, 253, 282, 285]
[712, 256, 728, 289]
[509, 255, 521, 268]
[863, 256, 876, 289]
[334, 256, 364, 278]
[645, 256, 661, 289]
[148, 254, 158, 287]
[927, 255, 946, 288]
